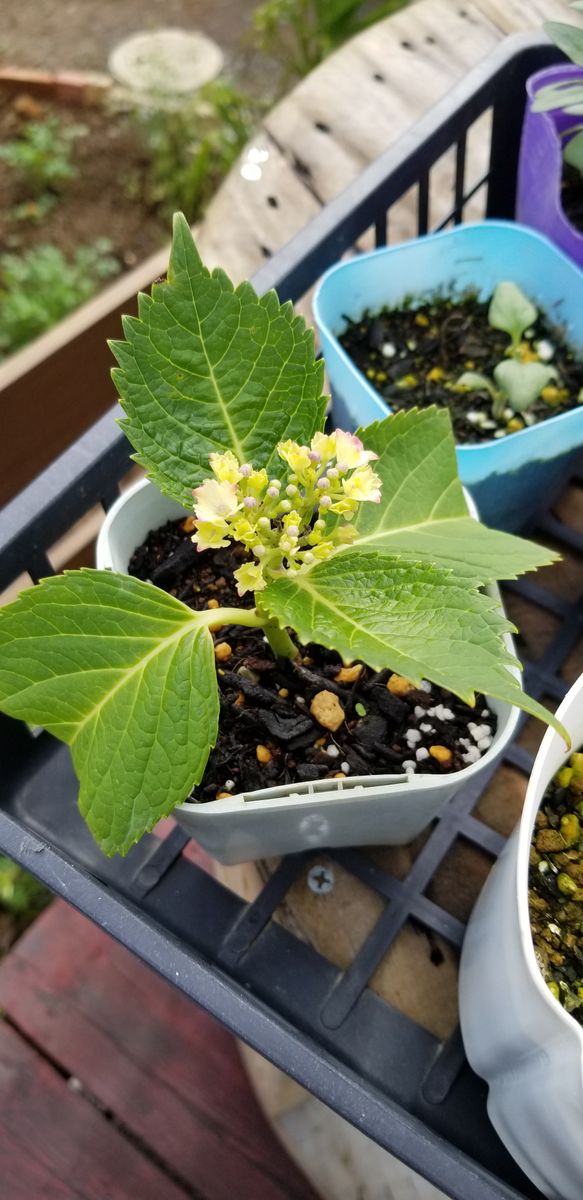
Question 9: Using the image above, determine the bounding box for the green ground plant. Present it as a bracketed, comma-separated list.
[131, 81, 258, 223]
[0, 115, 87, 198]
[253, 0, 410, 81]
[0, 856, 51, 922]
[0, 240, 119, 359]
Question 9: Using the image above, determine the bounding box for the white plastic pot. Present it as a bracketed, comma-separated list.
[459, 674, 583, 1200]
[97, 477, 521, 865]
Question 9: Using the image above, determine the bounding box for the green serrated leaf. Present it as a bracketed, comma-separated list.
[0, 570, 219, 855]
[346, 409, 558, 582]
[110, 213, 327, 506]
[262, 551, 566, 735]
[544, 19, 583, 67]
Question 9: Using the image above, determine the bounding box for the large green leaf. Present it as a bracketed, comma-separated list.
[0, 571, 219, 856]
[262, 551, 564, 732]
[348, 409, 558, 581]
[110, 213, 327, 506]
[544, 19, 583, 68]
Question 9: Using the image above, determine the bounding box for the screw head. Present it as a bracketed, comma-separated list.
[307, 864, 335, 894]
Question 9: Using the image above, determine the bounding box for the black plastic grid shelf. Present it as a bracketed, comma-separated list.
[0, 33, 580, 1200]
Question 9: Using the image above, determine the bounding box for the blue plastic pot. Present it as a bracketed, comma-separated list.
[313, 221, 583, 532]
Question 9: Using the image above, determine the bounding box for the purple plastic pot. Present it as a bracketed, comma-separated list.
[517, 63, 583, 267]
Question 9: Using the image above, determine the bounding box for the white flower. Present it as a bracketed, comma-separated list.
[193, 478, 239, 523]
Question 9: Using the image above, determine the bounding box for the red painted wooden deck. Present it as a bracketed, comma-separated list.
[0, 895, 318, 1200]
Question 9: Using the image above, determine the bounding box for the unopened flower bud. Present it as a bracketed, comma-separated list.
[258, 516, 270, 530]
[280, 536, 291, 552]
[314, 519, 326, 531]
[317, 477, 330, 490]
[267, 487, 279, 498]
[326, 467, 339, 479]
[254, 544, 266, 557]
[286, 483, 297, 496]
[308, 451, 321, 463]
[240, 464, 252, 477]
[279, 499, 292, 513]
[269, 479, 281, 490]
[303, 551, 315, 564]
[287, 524, 299, 537]
[320, 494, 332, 508]
[243, 496, 257, 509]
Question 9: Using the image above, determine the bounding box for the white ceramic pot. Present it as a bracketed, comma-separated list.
[97, 477, 521, 865]
[459, 674, 583, 1200]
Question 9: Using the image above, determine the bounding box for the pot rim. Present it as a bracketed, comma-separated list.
[313, 219, 583, 454]
[526, 60, 583, 97]
[98, 476, 522, 815]
[516, 672, 583, 1049]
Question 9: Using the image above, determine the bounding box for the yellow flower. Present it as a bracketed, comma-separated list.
[309, 540, 335, 561]
[342, 465, 382, 503]
[244, 468, 267, 492]
[277, 439, 312, 474]
[193, 478, 239, 522]
[234, 561, 265, 595]
[192, 521, 231, 551]
[209, 450, 242, 484]
[231, 516, 257, 547]
[310, 431, 337, 461]
[329, 497, 357, 516]
[335, 430, 379, 470]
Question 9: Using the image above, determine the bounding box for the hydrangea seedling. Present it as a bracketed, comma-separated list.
[457, 282, 559, 419]
[0, 215, 568, 856]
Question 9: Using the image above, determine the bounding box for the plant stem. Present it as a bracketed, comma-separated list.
[199, 607, 265, 630]
[198, 605, 298, 660]
[262, 619, 299, 660]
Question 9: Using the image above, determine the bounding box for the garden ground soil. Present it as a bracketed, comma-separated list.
[1, 0, 277, 96]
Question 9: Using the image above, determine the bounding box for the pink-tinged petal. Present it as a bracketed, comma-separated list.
[335, 429, 379, 468]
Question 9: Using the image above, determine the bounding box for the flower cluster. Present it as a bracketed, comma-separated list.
[192, 430, 382, 595]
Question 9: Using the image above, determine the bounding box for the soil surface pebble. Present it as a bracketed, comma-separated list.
[339, 292, 583, 444]
[129, 517, 498, 802]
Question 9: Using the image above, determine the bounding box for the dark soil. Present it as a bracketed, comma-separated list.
[0, 93, 168, 269]
[129, 516, 498, 803]
[562, 160, 583, 237]
[339, 293, 583, 444]
[529, 758, 583, 1026]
